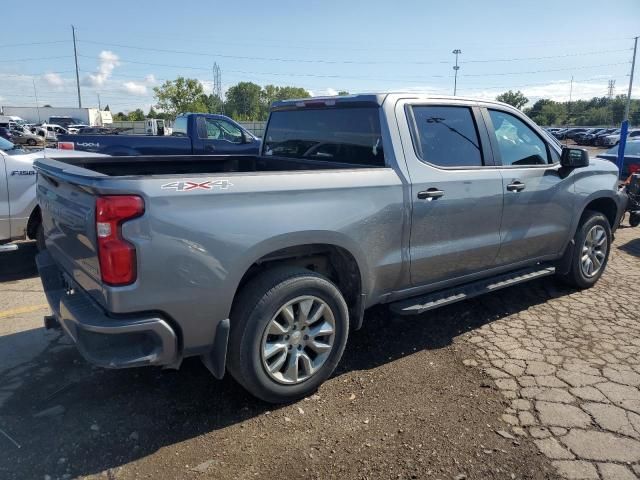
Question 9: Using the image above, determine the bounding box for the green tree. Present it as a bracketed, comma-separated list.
[147, 106, 157, 118]
[225, 82, 263, 120]
[153, 77, 207, 116]
[114, 112, 127, 121]
[260, 85, 310, 118]
[337, 91, 349, 96]
[201, 93, 224, 114]
[127, 109, 145, 121]
[103, 104, 110, 111]
[496, 90, 529, 110]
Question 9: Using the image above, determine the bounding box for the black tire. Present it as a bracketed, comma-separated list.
[557, 210, 611, 289]
[35, 222, 46, 251]
[27, 138, 36, 146]
[227, 267, 349, 403]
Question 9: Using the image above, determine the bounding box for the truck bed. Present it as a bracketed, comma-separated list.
[39, 154, 383, 177]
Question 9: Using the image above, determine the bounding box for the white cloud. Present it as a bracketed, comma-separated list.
[122, 81, 148, 95]
[42, 72, 64, 88]
[119, 74, 158, 96]
[82, 50, 120, 87]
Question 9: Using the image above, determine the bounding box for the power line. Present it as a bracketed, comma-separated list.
[0, 40, 67, 48]
[75, 39, 633, 66]
[0, 55, 73, 63]
[461, 62, 629, 77]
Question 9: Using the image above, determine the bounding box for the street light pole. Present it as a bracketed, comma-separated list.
[617, 36, 638, 173]
[452, 49, 461, 96]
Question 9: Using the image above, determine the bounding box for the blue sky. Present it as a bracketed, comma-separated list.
[1, 0, 639, 112]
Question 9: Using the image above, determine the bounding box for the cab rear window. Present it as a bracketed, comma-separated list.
[264, 107, 385, 166]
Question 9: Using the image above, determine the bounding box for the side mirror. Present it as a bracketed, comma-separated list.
[560, 147, 589, 168]
[242, 131, 254, 144]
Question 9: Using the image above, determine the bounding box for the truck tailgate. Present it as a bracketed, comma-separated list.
[37, 166, 104, 303]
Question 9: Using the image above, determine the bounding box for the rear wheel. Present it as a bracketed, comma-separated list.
[27, 138, 36, 146]
[227, 267, 349, 403]
[557, 210, 611, 289]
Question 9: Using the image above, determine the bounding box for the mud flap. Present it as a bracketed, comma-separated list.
[201, 318, 230, 379]
[556, 239, 575, 276]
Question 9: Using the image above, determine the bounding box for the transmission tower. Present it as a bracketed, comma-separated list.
[607, 79, 616, 99]
[212, 62, 224, 114]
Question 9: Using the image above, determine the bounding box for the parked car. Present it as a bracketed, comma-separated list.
[597, 140, 640, 179]
[593, 128, 618, 146]
[67, 124, 89, 134]
[0, 136, 106, 252]
[57, 113, 260, 156]
[35, 93, 629, 403]
[10, 130, 46, 147]
[0, 127, 12, 141]
[575, 128, 605, 145]
[602, 129, 640, 147]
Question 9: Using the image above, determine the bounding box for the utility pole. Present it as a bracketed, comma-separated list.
[32, 79, 41, 123]
[608, 79, 616, 125]
[567, 76, 574, 126]
[617, 36, 638, 173]
[72, 25, 82, 108]
[97, 93, 101, 110]
[452, 49, 461, 96]
[212, 62, 223, 114]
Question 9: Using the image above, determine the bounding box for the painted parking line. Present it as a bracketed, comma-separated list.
[0, 304, 49, 319]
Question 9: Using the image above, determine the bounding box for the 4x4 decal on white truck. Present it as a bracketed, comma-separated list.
[161, 179, 234, 191]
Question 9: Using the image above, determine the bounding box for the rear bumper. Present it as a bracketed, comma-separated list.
[36, 250, 179, 369]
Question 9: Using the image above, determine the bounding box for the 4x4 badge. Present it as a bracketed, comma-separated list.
[161, 179, 233, 191]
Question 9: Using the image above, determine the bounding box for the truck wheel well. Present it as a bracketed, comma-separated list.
[235, 244, 362, 327]
[26, 206, 41, 239]
[581, 197, 617, 228]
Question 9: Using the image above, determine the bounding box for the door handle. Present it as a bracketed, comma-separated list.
[417, 188, 445, 200]
[205, 144, 216, 152]
[506, 181, 526, 192]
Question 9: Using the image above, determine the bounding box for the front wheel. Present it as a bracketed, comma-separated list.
[227, 267, 349, 403]
[557, 210, 611, 289]
[27, 138, 36, 146]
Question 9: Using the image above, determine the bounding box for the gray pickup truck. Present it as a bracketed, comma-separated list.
[35, 93, 629, 403]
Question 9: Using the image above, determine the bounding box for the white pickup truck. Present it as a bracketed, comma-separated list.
[0, 136, 105, 252]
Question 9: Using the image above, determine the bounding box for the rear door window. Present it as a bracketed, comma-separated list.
[409, 105, 483, 167]
[264, 107, 384, 166]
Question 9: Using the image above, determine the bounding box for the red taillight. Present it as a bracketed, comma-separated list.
[629, 164, 640, 175]
[96, 195, 144, 286]
[57, 141, 75, 150]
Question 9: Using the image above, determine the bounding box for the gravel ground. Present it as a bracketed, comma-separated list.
[0, 215, 637, 480]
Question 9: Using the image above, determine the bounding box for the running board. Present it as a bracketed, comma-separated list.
[390, 266, 556, 316]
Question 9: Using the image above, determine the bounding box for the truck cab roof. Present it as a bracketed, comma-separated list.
[271, 92, 517, 111]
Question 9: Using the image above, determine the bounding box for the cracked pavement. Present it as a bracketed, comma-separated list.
[463, 224, 640, 479]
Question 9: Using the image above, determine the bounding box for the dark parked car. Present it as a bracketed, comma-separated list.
[565, 128, 590, 140]
[592, 129, 618, 146]
[575, 128, 605, 145]
[597, 141, 640, 179]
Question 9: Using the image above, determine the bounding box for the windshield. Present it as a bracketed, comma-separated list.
[264, 107, 384, 166]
